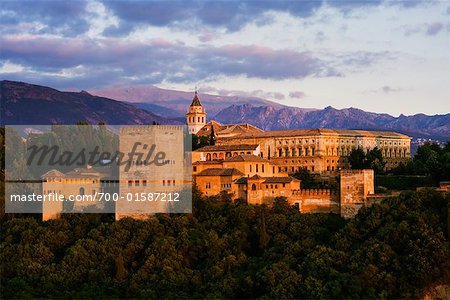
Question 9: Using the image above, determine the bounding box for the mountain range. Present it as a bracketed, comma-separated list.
[1, 80, 449, 140]
[0, 80, 173, 125]
[212, 104, 450, 140]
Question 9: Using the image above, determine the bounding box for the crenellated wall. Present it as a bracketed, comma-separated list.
[290, 189, 339, 213]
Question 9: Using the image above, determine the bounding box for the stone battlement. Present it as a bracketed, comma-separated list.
[292, 189, 337, 196]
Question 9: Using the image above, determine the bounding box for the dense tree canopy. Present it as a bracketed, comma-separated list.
[348, 147, 385, 174]
[0, 189, 448, 299]
[393, 142, 450, 183]
[191, 134, 211, 150]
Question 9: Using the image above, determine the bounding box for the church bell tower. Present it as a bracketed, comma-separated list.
[186, 90, 206, 134]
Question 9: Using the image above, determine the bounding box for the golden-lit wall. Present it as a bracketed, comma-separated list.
[186, 105, 206, 134]
[118, 126, 187, 219]
[194, 147, 260, 162]
[42, 178, 101, 221]
[340, 169, 375, 218]
[195, 173, 241, 197]
[217, 132, 411, 173]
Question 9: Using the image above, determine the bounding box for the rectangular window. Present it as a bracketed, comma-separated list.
[135, 180, 139, 186]
[128, 180, 132, 187]
[143, 180, 147, 186]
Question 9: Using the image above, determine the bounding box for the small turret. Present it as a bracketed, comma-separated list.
[186, 89, 206, 134]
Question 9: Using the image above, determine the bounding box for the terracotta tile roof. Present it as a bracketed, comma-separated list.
[196, 168, 244, 176]
[224, 128, 410, 139]
[235, 175, 298, 184]
[196, 121, 263, 137]
[64, 168, 103, 179]
[224, 154, 269, 162]
[262, 176, 299, 183]
[193, 160, 224, 165]
[194, 144, 259, 152]
[218, 123, 263, 134]
[41, 167, 112, 179]
[41, 169, 66, 179]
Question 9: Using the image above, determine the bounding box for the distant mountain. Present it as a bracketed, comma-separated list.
[125, 102, 181, 119]
[2, 80, 448, 141]
[213, 104, 450, 140]
[90, 84, 285, 116]
[0, 81, 175, 125]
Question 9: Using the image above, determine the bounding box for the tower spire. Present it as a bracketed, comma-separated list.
[186, 86, 206, 134]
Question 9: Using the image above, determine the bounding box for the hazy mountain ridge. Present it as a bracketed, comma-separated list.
[1, 81, 448, 140]
[90, 84, 286, 116]
[0, 81, 176, 125]
[212, 104, 450, 140]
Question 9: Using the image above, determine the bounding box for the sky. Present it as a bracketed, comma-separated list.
[0, 0, 449, 116]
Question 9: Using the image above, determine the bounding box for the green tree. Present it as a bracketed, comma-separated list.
[348, 148, 366, 170]
[366, 147, 385, 174]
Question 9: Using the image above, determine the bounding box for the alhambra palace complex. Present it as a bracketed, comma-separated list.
[188, 92, 412, 218]
[41, 91, 412, 220]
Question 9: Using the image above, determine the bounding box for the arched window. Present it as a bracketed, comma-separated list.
[251, 184, 256, 191]
[79, 187, 85, 195]
[206, 153, 211, 161]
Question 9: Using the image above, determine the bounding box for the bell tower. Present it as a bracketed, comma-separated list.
[186, 89, 206, 134]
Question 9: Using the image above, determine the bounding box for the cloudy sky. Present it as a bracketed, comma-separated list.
[0, 0, 449, 116]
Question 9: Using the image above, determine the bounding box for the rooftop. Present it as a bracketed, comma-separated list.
[223, 128, 411, 139]
[195, 144, 259, 152]
[224, 154, 269, 162]
[190, 91, 202, 107]
[196, 168, 244, 177]
[263, 177, 299, 183]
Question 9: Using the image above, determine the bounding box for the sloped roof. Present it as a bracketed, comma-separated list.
[64, 167, 106, 179]
[41, 169, 66, 179]
[196, 121, 263, 137]
[224, 154, 269, 162]
[263, 177, 297, 183]
[248, 174, 263, 180]
[190, 91, 202, 106]
[224, 128, 410, 139]
[193, 160, 224, 165]
[196, 168, 244, 176]
[195, 144, 259, 152]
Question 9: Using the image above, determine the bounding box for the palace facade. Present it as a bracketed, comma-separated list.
[190, 92, 411, 174]
[190, 91, 411, 217]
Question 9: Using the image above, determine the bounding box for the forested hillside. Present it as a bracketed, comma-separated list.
[0, 189, 448, 299]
